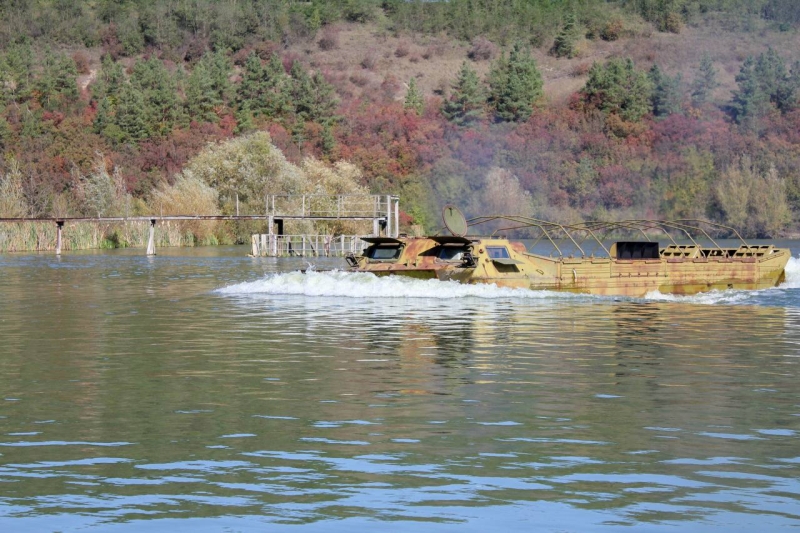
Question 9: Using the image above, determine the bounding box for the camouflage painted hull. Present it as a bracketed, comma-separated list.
[349, 236, 790, 298]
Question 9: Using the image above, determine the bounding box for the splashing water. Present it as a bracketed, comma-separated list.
[216, 256, 800, 305]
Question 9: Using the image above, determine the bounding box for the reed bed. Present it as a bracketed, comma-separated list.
[0, 221, 206, 253]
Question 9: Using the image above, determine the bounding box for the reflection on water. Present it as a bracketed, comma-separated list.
[1, 248, 800, 531]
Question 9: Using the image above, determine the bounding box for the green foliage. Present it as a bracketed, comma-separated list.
[649, 64, 682, 117]
[551, 12, 580, 59]
[36, 52, 78, 111]
[731, 55, 772, 130]
[582, 58, 654, 122]
[488, 43, 543, 122]
[690, 54, 719, 105]
[441, 61, 486, 126]
[404, 78, 424, 115]
[185, 61, 222, 123]
[291, 63, 339, 124]
[115, 82, 150, 143]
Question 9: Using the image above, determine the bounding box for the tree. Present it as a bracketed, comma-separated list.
[691, 54, 719, 106]
[488, 43, 543, 122]
[649, 64, 682, 117]
[551, 12, 580, 59]
[582, 58, 653, 122]
[404, 77, 424, 115]
[185, 61, 222, 123]
[114, 82, 150, 142]
[441, 61, 485, 126]
[130, 57, 184, 135]
[36, 52, 78, 111]
[730, 56, 770, 130]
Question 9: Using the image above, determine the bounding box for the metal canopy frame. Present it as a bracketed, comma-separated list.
[444, 215, 753, 259]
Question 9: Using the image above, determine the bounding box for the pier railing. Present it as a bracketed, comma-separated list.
[0, 194, 400, 256]
[250, 234, 369, 257]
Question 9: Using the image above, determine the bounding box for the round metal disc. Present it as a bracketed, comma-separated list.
[442, 205, 468, 237]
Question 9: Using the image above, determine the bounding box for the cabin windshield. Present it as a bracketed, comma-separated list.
[367, 246, 402, 260]
[438, 246, 467, 261]
[486, 246, 510, 259]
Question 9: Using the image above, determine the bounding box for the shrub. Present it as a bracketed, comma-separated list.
[468, 36, 497, 61]
[361, 52, 378, 70]
[395, 40, 410, 58]
[318, 26, 339, 51]
[72, 52, 90, 75]
[601, 18, 624, 41]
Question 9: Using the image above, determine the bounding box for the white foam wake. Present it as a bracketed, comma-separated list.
[216, 270, 568, 300]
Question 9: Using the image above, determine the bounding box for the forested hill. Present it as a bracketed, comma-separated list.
[1, 0, 800, 240]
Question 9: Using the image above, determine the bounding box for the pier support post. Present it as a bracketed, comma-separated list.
[56, 220, 64, 255]
[146, 219, 156, 255]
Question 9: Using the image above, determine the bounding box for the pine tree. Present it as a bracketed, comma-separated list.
[115, 82, 150, 142]
[551, 12, 579, 59]
[131, 57, 184, 135]
[261, 54, 293, 118]
[442, 61, 485, 126]
[237, 52, 265, 112]
[582, 58, 653, 122]
[404, 77, 424, 115]
[92, 54, 126, 102]
[691, 54, 719, 106]
[185, 61, 222, 123]
[649, 64, 682, 117]
[488, 43, 543, 122]
[731, 56, 770, 130]
[309, 71, 339, 124]
[37, 52, 78, 111]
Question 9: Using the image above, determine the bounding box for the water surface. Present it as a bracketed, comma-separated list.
[1, 246, 800, 531]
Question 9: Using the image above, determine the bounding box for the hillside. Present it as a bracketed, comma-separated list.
[1, 0, 800, 242]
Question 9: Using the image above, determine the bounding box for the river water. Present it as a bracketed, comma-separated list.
[1, 245, 800, 532]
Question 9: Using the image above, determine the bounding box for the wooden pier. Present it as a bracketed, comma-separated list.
[0, 194, 400, 256]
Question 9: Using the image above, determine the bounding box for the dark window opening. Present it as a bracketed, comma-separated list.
[438, 246, 467, 261]
[368, 246, 402, 260]
[615, 242, 660, 260]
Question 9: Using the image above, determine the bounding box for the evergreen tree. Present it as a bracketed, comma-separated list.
[37, 52, 78, 111]
[185, 61, 222, 123]
[200, 50, 233, 104]
[582, 58, 653, 122]
[237, 52, 265, 111]
[488, 43, 543, 122]
[691, 54, 719, 106]
[308, 71, 339, 124]
[649, 64, 682, 117]
[131, 57, 184, 135]
[235, 101, 255, 134]
[290, 61, 315, 121]
[731, 56, 770, 130]
[551, 12, 579, 59]
[93, 96, 114, 134]
[4, 42, 34, 102]
[115, 82, 150, 142]
[442, 61, 485, 126]
[263, 53, 293, 118]
[754, 48, 796, 113]
[92, 54, 126, 103]
[404, 77, 424, 115]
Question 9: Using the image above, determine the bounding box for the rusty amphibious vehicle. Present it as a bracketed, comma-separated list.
[344, 207, 790, 297]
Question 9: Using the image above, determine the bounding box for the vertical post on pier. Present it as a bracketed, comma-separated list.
[236, 194, 239, 217]
[146, 218, 156, 255]
[268, 215, 275, 257]
[394, 196, 400, 238]
[386, 194, 392, 239]
[55, 220, 64, 255]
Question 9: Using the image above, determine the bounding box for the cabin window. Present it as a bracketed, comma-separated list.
[438, 246, 467, 261]
[486, 246, 510, 259]
[615, 242, 660, 260]
[368, 246, 402, 260]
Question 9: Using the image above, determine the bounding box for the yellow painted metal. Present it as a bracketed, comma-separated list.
[350, 216, 791, 297]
